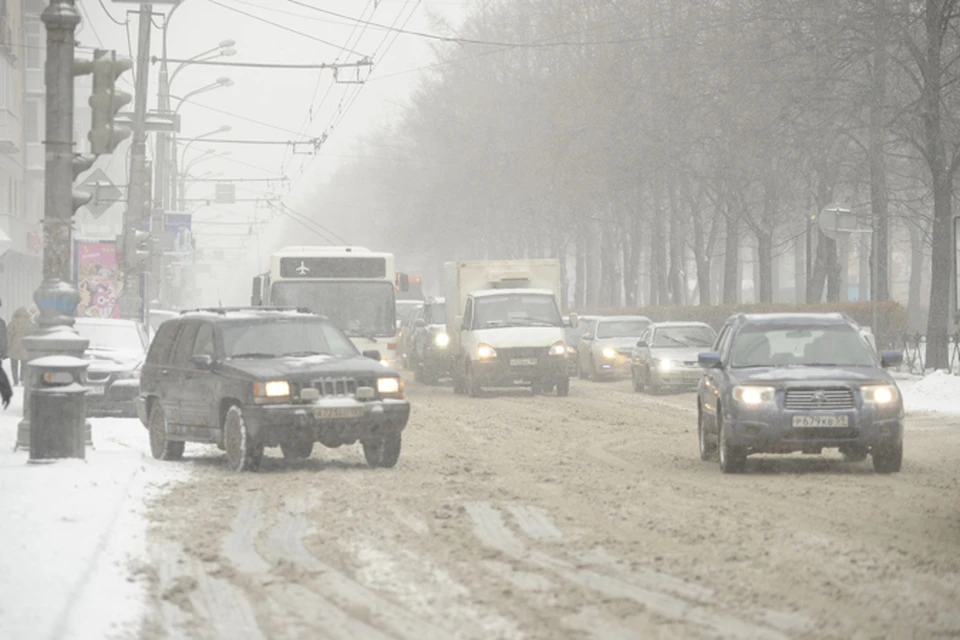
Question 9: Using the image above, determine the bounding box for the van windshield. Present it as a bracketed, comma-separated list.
[473, 294, 562, 328]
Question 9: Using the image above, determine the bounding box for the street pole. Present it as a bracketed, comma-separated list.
[118, 3, 153, 321]
[16, 0, 92, 454]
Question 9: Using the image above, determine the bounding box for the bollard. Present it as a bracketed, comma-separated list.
[28, 356, 90, 461]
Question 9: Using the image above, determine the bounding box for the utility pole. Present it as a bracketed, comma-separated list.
[118, 3, 153, 321]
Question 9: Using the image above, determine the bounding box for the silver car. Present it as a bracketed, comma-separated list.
[631, 321, 717, 393]
[578, 316, 652, 380]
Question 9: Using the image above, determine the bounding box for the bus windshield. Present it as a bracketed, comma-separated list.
[271, 281, 397, 337]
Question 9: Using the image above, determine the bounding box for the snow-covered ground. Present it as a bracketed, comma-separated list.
[897, 370, 960, 415]
[0, 388, 187, 640]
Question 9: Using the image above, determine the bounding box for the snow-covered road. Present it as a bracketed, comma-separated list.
[2, 374, 960, 639]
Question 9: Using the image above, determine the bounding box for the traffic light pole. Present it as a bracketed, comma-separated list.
[118, 3, 153, 321]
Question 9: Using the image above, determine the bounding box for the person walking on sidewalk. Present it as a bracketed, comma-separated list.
[8, 307, 35, 387]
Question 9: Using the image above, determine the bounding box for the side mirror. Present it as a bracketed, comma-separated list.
[698, 352, 722, 368]
[636, 340, 648, 348]
[362, 349, 383, 362]
[397, 273, 410, 292]
[880, 350, 903, 368]
[190, 354, 213, 369]
[415, 318, 426, 328]
[569, 312, 579, 329]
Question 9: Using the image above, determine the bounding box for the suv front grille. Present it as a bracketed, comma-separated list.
[784, 388, 855, 411]
[86, 371, 111, 383]
[309, 377, 376, 398]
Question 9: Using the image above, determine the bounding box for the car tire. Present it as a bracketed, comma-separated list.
[149, 404, 184, 461]
[698, 405, 716, 461]
[632, 369, 645, 393]
[224, 405, 263, 472]
[467, 364, 482, 397]
[556, 377, 570, 397]
[363, 434, 402, 468]
[718, 411, 746, 473]
[452, 360, 466, 394]
[839, 444, 869, 462]
[280, 439, 314, 460]
[872, 441, 903, 473]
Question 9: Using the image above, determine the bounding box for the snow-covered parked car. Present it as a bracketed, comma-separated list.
[75, 318, 148, 418]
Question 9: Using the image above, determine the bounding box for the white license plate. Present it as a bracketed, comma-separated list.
[792, 415, 849, 428]
[510, 358, 538, 367]
[87, 386, 105, 396]
[314, 406, 364, 420]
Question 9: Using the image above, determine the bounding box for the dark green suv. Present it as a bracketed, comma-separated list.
[136, 308, 410, 471]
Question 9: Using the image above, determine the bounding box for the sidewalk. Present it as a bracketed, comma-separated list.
[0, 388, 185, 640]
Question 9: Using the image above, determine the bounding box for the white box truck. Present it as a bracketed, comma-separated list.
[444, 260, 577, 397]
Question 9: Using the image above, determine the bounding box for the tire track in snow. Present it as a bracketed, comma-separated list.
[465, 502, 788, 640]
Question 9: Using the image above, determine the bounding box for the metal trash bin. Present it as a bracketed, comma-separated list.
[28, 356, 90, 461]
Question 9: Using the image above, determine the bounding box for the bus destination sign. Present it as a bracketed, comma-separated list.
[279, 256, 387, 279]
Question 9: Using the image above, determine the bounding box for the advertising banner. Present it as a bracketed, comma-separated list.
[75, 240, 123, 318]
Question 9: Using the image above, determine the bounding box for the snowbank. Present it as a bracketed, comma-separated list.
[0, 388, 187, 639]
[899, 370, 960, 415]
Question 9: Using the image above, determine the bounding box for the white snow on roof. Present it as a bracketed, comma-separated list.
[471, 288, 556, 298]
[597, 315, 652, 322]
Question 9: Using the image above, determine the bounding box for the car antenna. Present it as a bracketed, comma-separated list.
[218, 289, 223, 307]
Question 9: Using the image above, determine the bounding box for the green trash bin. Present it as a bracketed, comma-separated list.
[28, 356, 90, 461]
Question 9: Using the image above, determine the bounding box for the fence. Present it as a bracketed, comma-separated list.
[889, 332, 960, 375]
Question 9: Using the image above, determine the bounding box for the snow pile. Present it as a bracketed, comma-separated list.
[899, 370, 960, 415]
[0, 388, 186, 639]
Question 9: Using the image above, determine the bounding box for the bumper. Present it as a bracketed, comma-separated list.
[652, 366, 702, 388]
[597, 354, 631, 377]
[723, 405, 904, 453]
[473, 356, 568, 387]
[421, 349, 453, 375]
[242, 398, 411, 447]
[86, 379, 140, 417]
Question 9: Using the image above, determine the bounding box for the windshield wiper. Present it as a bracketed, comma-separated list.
[345, 330, 378, 343]
[228, 352, 275, 359]
[281, 350, 328, 357]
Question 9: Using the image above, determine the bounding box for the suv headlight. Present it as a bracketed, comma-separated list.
[548, 341, 566, 356]
[377, 377, 405, 399]
[253, 380, 290, 403]
[862, 384, 898, 404]
[733, 385, 776, 406]
[434, 332, 450, 347]
[601, 346, 617, 359]
[477, 344, 496, 360]
[657, 358, 675, 371]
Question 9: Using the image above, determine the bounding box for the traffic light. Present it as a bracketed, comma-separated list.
[72, 154, 95, 214]
[127, 229, 151, 268]
[89, 49, 132, 155]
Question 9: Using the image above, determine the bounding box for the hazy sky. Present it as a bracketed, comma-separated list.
[77, 0, 467, 301]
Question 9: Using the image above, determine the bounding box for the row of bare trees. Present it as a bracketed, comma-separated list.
[298, 0, 960, 367]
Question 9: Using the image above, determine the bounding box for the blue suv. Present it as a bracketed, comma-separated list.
[696, 313, 904, 474]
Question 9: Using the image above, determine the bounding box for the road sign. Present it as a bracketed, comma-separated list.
[79, 168, 122, 219]
[817, 204, 859, 241]
[215, 182, 236, 204]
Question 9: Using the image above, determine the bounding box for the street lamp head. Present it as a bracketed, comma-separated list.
[219, 47, 237, 57]
[218, 125, 232, 133]
[217, 77, 233, 87]
[218, 39, 236, 48]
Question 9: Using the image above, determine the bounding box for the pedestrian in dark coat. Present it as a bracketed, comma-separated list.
[0, 364, 10, 409]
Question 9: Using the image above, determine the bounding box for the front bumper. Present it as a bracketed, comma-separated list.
[473, 356, 567, 387]
[723, 404, 904, 453]
[651, 365, 702, 388]
[421, 348, 453, 375]
[597, 353, 631, 377]
[242, 398, 411, 447]
[86, 379, 140, 417]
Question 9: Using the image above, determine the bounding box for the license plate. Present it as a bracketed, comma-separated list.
[510, 358, 538, 367]
[314, 406, 364, 420]
[792, 415, 849, 428]
[87, 386, 105, 396]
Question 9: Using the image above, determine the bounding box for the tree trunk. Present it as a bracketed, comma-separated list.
[756, 230, 774, 303]
[868, 2, 891, 301]
[667, 180, 684, 305]
[575, 236, 586, 309]
[859, 232, 870, 302]
[692, 212, 711, 306]
[794, 236, 805, 304]
[908, 220, 924, 331]
[722, 204, 739, 305]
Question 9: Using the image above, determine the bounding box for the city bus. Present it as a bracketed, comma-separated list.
[251, 246, 408, 366]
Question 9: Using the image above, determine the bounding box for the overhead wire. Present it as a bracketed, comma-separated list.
[96, 0, 127, 26]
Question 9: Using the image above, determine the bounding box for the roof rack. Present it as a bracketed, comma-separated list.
[179, 306, 314, 315]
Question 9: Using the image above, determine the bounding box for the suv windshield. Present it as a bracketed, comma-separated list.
[221, 319, 359, 358]
[271, 281, 396, 337]
[424, 303, 446, 324]
[76, 322, 146, 353]
[474, 294, 562, 328]
[653, 325, 716, 349]
[731, 324, 877, 368]
[396, 301, 423, 324]
[597, 320, 650, 339]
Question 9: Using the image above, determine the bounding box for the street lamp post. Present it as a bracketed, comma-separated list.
[168, 79, 233, 207]
[174, 125, 231, 209]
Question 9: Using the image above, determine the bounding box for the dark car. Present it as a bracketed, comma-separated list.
[137, 308, 411, 472]
[696, 313, 904, 474]
[76, 318, 148, 418]
[408, 297, 452, 384]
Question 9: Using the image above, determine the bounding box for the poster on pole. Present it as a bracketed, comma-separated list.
[74, 240, 124, 318]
